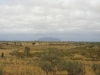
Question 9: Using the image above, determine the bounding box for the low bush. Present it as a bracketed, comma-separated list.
[64, 61, 85, 75]
[0, 68, 3, 75]
[92, 63, 100, 75]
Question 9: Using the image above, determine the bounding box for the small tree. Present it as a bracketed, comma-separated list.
[40, 61, 53, 75]
[1, 52, 4, 58]
[0, 68, 3, 75]
[24, 47, 30, 56]
[40, 48, 62, 75]
[32, 42, 36, 45]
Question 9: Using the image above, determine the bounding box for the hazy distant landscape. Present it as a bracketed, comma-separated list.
[38, 37, 61, 41]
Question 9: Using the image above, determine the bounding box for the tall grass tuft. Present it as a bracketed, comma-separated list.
[0, 68, 3, 75]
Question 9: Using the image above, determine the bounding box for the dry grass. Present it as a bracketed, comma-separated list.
[0, 41, 100, 75]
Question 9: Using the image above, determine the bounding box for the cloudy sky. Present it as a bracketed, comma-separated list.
[0, 0, 100, 41]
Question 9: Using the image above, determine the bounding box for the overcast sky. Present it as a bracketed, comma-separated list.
[0, 0, 100, 41]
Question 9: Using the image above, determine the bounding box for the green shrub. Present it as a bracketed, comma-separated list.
[1, 52, 4, 58]
[39, 48, 62, 75]
[64, 61, 85, 75]
[92, 63, 100, 75]
[0, 68, 3, 75]
[24, 47, 30, 56]
[40, 61, 54, 75]
[32, 42, 36, 45]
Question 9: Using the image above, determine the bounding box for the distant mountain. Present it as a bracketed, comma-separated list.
[38, 37, 61, 41]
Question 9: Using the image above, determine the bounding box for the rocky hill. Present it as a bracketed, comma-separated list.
[38, 37, 61, 41]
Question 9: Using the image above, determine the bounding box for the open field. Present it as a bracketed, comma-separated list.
[0, 41, 100, 75]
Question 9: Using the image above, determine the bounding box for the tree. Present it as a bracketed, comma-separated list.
[24, 47, 30, 56]
[1, 52, 4, 58]
[40, 61, 53, 75]
[0, 68, 3, 75]
[39, 48, 62, 75]
[32, 42, 36, 45]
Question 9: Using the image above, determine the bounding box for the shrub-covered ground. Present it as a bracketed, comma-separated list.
[0, 41, 100, 75]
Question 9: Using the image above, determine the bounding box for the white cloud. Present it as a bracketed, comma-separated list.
[0, 0, 100, 41]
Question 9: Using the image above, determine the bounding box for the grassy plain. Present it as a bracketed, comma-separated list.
[0, 41, 100, 75]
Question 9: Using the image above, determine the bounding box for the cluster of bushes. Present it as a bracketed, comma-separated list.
[9, 47, 32, 58]
[39, 48, 86, 75]
[9, 46, 100, 75]
[39, 48, 100, 75]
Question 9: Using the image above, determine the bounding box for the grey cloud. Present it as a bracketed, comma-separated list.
[0, 0, 100, 41]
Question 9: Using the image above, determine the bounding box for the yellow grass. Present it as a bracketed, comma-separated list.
[0, 42, 100, 75]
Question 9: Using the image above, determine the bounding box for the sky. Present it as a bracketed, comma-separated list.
[0, 0, 100, 41]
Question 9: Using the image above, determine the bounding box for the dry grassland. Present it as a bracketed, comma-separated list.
[0, 41, 100, 75]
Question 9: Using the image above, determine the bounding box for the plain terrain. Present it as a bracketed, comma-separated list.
[0, 41, 100, 75]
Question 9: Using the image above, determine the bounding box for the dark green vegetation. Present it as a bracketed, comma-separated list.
[24, 47, 30, 56]
[1, 52, 4, 58]
[0, 68, 3, 75]
[39, 48, 63, 75]
[39, 48, 86, 75]
[92, 63, 100, 75]
[64, 61, 85, 75]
